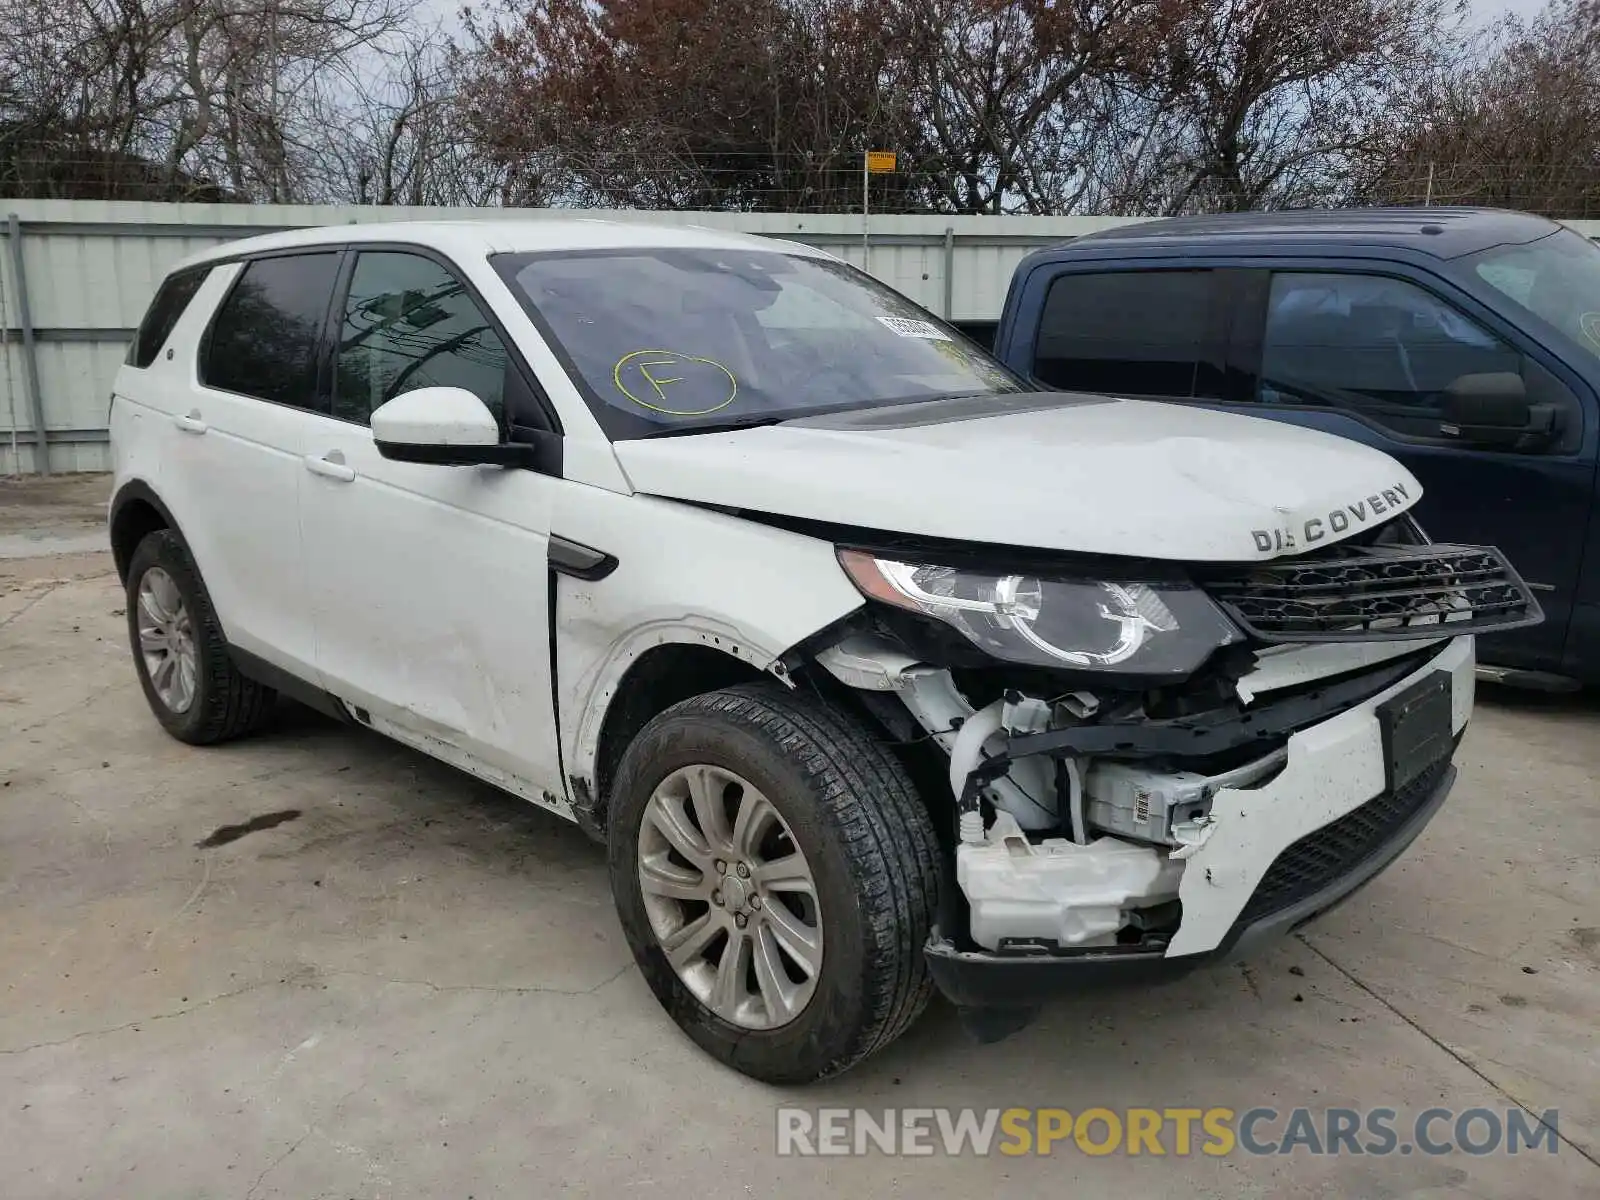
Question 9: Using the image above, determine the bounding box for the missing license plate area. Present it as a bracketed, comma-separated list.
[1377, 671, 1453, 793]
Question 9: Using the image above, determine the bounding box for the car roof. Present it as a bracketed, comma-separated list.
[1042, 207, 1566, 261]
[173, 218, 826, 272]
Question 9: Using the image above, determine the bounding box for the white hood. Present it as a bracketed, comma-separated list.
[613, 395, 1422, 562]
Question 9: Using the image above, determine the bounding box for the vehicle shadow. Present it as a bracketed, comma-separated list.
[242, 696, 603, 874]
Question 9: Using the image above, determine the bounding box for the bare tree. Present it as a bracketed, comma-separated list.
[308, 28, 494, 205]
[1149, 0, 1463, 213]
[886, 0, 1183, 214]
[5, 0, 1592, 217]
[450, 0, 1462, 216]
[1363, 0, 1600, 215]
[0, 0, 417, 200]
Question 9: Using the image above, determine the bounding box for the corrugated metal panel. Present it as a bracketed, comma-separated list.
[37, 341, 124, 428]
[4, 199, 1599, 474]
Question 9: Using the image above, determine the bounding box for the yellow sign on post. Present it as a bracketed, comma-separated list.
[862, 150, 896, 270]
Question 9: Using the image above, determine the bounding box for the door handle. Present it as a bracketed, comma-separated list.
[172, 410, 207, 434]
[304, 451, 356, 482]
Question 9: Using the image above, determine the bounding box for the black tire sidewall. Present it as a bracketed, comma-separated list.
[125, 532, 219, 742]
[608, 707, 878, 1083]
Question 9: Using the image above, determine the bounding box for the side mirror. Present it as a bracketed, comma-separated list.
[1440, 373, 1553, 449]
[372, 387, 525, 466]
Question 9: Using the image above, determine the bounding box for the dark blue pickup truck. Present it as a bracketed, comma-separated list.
[990, 207, 1600, 688]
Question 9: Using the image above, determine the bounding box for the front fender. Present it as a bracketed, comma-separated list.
[551, 491, 864, 785]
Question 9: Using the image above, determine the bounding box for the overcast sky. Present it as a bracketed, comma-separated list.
[1478, 0, 1549, 19]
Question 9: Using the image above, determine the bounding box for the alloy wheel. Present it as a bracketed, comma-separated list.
[637, 764, 823, 1029]
[136, 566, 197, 714]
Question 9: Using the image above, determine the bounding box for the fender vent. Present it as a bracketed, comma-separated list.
[1200, 544, 1540, 643]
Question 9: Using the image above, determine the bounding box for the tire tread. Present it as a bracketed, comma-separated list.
[618, 681, 944, 1081]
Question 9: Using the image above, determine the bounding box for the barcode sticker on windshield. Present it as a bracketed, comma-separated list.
[877, 316, 952, 341]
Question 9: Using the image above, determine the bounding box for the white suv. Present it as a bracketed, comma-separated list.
[109, 220, 1538, 1082]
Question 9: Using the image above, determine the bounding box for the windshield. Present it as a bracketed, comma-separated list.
[494, 248, 1024, 438]
[1468, 228, 1600, 361]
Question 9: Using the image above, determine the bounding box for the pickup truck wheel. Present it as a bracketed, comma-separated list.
[607, 682, 944, 1083]
[126, 530, 274, 744]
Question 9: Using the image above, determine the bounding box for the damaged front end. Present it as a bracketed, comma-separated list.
[803, 518, 1540, 1029]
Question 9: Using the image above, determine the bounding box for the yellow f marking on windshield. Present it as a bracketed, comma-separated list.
[613, 348, 739, 416]
[1579, 312, 1600, 351]
[636, 359, 684, 401]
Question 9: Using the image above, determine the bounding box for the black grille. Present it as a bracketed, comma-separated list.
[1202, 543, 1540, 643]
[1237, 758, 1450, 924]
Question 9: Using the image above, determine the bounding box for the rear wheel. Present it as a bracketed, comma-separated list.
[126, 530, 274, 744]
[607, 682, 944, 1083]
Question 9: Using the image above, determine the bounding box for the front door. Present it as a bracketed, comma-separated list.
[296, 248, 565, 800]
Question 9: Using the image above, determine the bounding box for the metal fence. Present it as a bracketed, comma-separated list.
[18, 155, 1600, 219]
[4, 200, 1599, 475]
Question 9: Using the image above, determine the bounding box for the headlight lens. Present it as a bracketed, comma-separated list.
[839, 550, 1240, 675]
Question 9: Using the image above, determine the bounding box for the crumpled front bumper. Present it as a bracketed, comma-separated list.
[925, 635, 1473, 1009]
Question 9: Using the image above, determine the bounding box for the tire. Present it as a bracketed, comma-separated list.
[125, 530, 274, 745]
[607, 681, 945, 1084]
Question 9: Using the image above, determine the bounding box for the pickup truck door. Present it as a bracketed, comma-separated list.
[1220, 263, 1596, 676]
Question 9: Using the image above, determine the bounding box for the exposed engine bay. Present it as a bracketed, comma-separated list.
[803, 517, 1536, 958]
[815, 631, 1441, 953]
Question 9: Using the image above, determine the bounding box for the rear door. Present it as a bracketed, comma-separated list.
[1225, 265, 1595, 672]
[162, 251, 342, 678]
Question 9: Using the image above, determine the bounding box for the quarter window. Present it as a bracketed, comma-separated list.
[1033, 271, 1221, 397]
[131, 267, 210, 368]
[202, 253, 341, 409]
[333, 251, 507, 425]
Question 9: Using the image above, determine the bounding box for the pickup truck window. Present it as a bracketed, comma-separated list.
[1033, 270, 1222, 398]
[1470, 228, 1600, 361]
[1259, 272, 1526, 439]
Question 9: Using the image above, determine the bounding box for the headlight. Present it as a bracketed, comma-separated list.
[838, 549, 1241, 675]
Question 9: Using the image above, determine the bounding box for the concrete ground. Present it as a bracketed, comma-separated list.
[2, 475, 1598, 1198]
[0, 473, 111, 560]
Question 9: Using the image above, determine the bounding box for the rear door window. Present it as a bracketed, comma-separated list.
[1033, 271, 1222, 398]
[129, 267, 210, 368]
[201, 253, 342, 409]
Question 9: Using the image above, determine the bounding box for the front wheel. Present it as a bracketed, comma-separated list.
[607, 683, 945, 1084]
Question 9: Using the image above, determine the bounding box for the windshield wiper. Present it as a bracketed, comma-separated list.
[638, 416, 789, 438]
